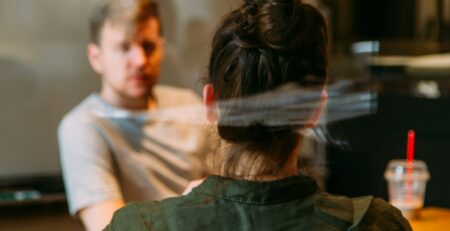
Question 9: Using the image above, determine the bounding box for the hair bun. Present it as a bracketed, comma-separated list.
[242, 0, 258, 12]
[239, 0, 327, 53]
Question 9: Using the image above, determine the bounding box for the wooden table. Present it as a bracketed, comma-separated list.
[0, 202, 83, 231]
[409, 207, 450, 230]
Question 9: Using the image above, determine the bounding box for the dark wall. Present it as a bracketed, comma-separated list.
[326, 91, 450, 208]
[352, 0, 416, 40]
[330, 0, 417, 48]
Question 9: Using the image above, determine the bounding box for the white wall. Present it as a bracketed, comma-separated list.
[0, 0, 98, 177]
[0, 0, 240, 178]
[158, 0, 240, 92]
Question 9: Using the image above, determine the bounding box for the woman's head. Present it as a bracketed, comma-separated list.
[206, 0, 329, 177]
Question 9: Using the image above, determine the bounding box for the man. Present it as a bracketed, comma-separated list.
[58, 1, 212, 230]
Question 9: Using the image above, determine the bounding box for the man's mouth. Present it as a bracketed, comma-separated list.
[130, 73, 150, 83]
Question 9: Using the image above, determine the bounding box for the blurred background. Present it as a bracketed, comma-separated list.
[0, 0, 450, 229]
[0, 0, 241, 228]
[0, 0, 242, 182]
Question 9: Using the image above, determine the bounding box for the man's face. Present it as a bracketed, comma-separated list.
[88, 17, 163, 105]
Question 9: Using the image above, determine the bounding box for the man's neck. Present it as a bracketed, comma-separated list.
[100, 89, 156, 111]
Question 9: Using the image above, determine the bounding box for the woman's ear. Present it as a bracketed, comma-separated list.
[203, 84, 219, 123]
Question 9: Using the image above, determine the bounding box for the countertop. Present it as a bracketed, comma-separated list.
[0, 202, 83, 231]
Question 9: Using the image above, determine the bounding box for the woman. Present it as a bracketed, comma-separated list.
[105, 0, 411, 230]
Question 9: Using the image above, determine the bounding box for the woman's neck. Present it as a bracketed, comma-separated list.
[215, 140, 300, 181]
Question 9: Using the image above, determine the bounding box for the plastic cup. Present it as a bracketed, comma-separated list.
[384, 159, 430, 219]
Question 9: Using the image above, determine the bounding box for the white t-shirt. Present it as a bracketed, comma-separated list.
[58, 85, 214, 215]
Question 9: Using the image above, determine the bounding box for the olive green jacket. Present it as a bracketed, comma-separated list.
[105, 175, 411, 231]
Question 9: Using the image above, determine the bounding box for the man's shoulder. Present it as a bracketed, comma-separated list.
[154, 84, 196, 95]
[58, 94, 101, 131]
[154, 85, 201, 106]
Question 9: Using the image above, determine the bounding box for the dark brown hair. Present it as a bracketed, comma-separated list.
[207, 0, 329, 176]
[89, 0, 162, 44]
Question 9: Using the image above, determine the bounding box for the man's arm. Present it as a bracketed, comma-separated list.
[182, 178, 205, 195]
[58, 115, 124, 228]
[79, 199, 125, 231]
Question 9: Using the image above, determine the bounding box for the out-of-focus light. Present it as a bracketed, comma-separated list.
[351, 41, 380, 54]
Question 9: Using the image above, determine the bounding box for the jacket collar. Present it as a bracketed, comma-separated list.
[192, 175, 318, 205]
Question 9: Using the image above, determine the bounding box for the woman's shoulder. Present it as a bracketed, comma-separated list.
[314, 193, 412, 231]
[358, 197, 412, 231]
[105, 201, 168, 231]
[313, 192, 362, 229]
[106, 194, 202, 231]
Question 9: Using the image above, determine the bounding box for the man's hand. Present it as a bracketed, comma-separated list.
[182, 178, 205, 195]
[79, 199, 125, 231]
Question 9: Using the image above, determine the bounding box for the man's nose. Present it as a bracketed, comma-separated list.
[130, 45, 147, 67]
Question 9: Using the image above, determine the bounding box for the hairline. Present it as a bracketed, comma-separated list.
[89, 1, 162, 44]
[96, 16, 162, 44]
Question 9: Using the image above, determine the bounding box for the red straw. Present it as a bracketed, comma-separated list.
[405, 130, 415, 201]
[407, 130, 415, 162]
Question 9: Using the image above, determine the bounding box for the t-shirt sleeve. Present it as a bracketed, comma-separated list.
[357, 197, 413, 231]
[58, 115, 122, 216]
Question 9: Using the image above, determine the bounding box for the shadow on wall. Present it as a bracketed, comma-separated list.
[0, 57, 42, 176]
[181, 18, 211, 89]
[158, 0, 178, 45]
[159, 0, 242, 94]
[159, 4, 212, 93]
[158, 0, 184, 89]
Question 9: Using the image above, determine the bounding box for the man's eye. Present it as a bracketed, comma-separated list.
[120, 43, 131, 52]
[142, 42, 156, 54]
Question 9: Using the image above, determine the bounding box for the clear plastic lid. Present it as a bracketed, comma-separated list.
[384, 159, 430, 181]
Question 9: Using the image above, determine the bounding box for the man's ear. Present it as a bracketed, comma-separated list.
[306, 90, 328, 128]
[203, 84, 219, 123]
[159, 38, 166, 61]
[87, 43, 103, 74]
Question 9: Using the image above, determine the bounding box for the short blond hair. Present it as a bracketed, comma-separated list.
[89, 0, 161, 44]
